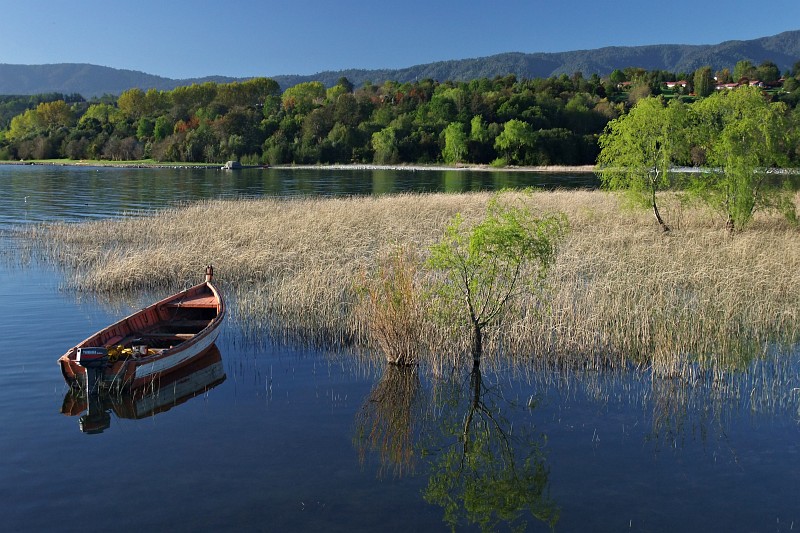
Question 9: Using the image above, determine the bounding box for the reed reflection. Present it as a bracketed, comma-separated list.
[60, 344, 226, 434]
[354, 364, 423, 477]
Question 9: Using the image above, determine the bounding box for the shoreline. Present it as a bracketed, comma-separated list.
[275, 163, 598, 173]
[0, 160, 598, 173]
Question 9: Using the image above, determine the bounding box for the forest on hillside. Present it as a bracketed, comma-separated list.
[1, 60, 799, 167]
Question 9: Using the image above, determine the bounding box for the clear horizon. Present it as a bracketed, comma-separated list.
[0, 1, 798, 79]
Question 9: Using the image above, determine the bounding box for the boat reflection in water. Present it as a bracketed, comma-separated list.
[61, 344, 226, 434]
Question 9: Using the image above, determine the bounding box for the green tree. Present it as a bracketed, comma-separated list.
[371, 126, 399, 164]
[691, 86, 793, 231]
[494, 119, 534, 165]
[6, 108, 41, 142]
[693, 66, 714, 98]
[756, 61, 780, 83]
[733, 60, 757, 82]
[609, 69, 627, 86]
[37, 100, 74, 130]
[469, 115, 488, 143]
[337, 76, 354, 93]
[142, 88, 171, 117]
[282, 81, 326, 115]
[427, 196, 566, 363]
[153, 116, 172, 142]
[78, 103, 120, 132]
[136, 117, 154, 140]
[442, 122, 468, 164]
[597, 96, 690, 231]
[117, 88, 146, 120]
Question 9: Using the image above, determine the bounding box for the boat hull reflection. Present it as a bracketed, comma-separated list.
[61, 344, 225, 433]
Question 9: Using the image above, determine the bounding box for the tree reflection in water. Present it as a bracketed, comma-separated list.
[422, 361, 560, 531]
[355, 360, 560, 531]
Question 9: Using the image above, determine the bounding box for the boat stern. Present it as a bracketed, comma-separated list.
[58, 350, 86, 389]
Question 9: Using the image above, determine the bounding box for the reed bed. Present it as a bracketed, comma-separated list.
[26, 190, 800, 377]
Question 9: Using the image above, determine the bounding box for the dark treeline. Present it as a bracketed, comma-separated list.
[1, 61, 799, 166]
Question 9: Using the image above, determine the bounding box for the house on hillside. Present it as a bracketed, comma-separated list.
[714, 77, 784, 91]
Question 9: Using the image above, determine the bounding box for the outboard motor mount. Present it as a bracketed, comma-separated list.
[76, 347, 109, 394]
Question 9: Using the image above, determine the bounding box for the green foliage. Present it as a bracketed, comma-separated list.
[693, 66, 714, 98]
[427, 196, 567, 361]
[281, 81, 326, 115]
[597, 96, 690, 230]
[2, 65, 796, 167]
[691, 86, 793, 230]
[494, 119, 534, 164]
[441, 122, 468, 164]
[0, 93, 83, 130]
[757, 61, 781, 83]
[6, 108, 40, 141]
[0, 73, 626, 165]
[371, 126, 399, 164]
[733, 60, 757, 82]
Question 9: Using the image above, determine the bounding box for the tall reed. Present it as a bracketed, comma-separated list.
[27, 190, 800, 377]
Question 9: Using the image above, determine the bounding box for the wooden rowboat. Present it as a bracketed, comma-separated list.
[61, 344, 226, 433]
[58, 266, 225, 392]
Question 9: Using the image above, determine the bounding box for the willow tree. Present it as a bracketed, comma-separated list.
[427, 196, 566, 363]
[597, 96, 690, 231]
[442, 122, 468, 164]
[690, 86, 793, 231]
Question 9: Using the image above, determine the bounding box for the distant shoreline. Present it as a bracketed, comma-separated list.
[276, 163, 598, 173]
[0, 160, 598, 173]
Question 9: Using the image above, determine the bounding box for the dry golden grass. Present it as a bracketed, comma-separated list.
[27, 190, 800, 376]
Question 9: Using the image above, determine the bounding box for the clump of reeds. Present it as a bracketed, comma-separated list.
[355, 245, 426, 365]
[25, 190, 800, 378]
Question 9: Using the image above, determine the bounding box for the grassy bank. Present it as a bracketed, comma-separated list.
[26, 190, 800, 376]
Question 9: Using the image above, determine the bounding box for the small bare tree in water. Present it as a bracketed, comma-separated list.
[427, 196, 567, 364]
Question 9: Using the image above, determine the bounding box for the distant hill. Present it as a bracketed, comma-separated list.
[276, 30, 800, 88]
[0, 64, 238, 98]
[1, 30, 798, 97]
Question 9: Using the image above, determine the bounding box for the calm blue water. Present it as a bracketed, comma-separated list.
[0, 164, 599, 227]
[1, 165, 798, 532]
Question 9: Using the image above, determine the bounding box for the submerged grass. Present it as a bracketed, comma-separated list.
[25, 190, 800, 377]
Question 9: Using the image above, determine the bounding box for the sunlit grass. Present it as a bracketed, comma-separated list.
[25, 190, 800, 377]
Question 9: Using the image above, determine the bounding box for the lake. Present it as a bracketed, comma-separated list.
[1, 165, 798, 532]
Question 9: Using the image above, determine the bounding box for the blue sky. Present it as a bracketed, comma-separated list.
[1, 1, 799, 79]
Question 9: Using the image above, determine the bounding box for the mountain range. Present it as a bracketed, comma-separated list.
[1, 30, 799, 97]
